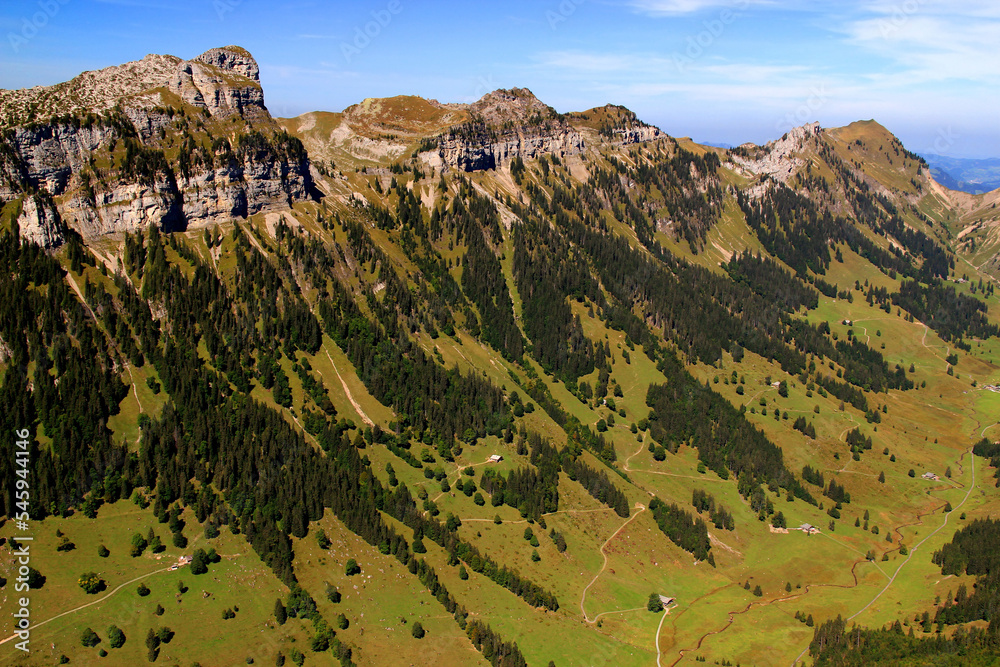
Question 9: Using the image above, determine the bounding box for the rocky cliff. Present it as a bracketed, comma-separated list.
[730, 122, 822, 189]
[421, 88, 587, 172]
[0, 46, 311, 247]
[416, 90, 664, 172]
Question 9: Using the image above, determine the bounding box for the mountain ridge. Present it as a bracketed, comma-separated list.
[2, 46, 1000, 667]
[0, 46, 313, 247]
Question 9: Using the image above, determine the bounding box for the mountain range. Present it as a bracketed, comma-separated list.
[1, 46, 1000, 667]
[919, 153, 1000, 195]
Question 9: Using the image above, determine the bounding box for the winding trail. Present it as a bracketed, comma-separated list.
[656, 434, 979, 666]
[592, 606, 647, 624]
[789, 449, 979, 666]
[323, 347, 374, 427]
[66, 272, 144, 413]
[921, 324, 951, 368]
[655, 603, 677, 667]
[580, 503, 647, 624]
[624, 442, 730, 483]
[847, 450, 976, 621]
[0, 566, 173, 647]
[671, 555, 874, 667]
[429, 460, 496, 505]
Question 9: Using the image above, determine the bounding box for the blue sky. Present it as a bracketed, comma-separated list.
[2, 0, 998, 157]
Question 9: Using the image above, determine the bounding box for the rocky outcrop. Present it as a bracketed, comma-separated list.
[194, 46, 259, 81]
[9, 122, 311, 242]
[0, 46, 310, 246]
[432, 129, 585, 172]
[0, 46, 266, 125]
[418, 89, 664, 173]
[732, 122, 821, 188]
[0, 54, 181, 125]
[612, 125, 662, 145]
[167, 47, 266, 120]
[422, 88, 587, 172]
[17, 195, 65, 248]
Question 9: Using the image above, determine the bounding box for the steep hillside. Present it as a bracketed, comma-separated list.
[2, 48, 1000, 667]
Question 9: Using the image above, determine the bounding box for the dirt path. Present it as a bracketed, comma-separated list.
[592, 606, 647, 624]
[580, 504, 647, 623]
[430, 460, 494, 504]
[665, 444, 976, 667]
[66, 272, 144, 413]
[672, 556, 870, 667]
[847, 450, 976, 622]
[0, 566, 173, 647]
[789, 449, 978, 666]
[323, 347, 374, 427]
[654, 603, 677, 667]
[624, 442, 730, 484]
[921, 324, 950, 368]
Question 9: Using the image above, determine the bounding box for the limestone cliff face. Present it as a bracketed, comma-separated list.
[424, 88, 586, 172]
[433, 129, 586, 172]
[17, 195, 65, 248]
[420, 89, 662, 172]
[168, 46, 267, 120]
[612, 125, 662, 145]
[732, 122, 822, 191]
[0, 46, 311, 246]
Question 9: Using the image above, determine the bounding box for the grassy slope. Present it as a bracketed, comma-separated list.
[0, 504, 307, 666]
[19, 112, 1000, 665]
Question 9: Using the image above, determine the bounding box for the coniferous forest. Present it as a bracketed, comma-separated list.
[1, 53, 1000, 666]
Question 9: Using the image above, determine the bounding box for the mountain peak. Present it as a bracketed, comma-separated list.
[469, 87, 562, 128]
[193, 45, 259, 82]
[0, 46, 262, 127]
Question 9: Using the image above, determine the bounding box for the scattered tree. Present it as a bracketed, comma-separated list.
[81, 627, 101, 647]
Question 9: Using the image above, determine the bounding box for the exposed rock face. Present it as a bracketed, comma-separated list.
[0, 46, 266, 124]
[418, 89, 663, 173]
[434, 130, 586, 172]
[426, 88, 587, 172]
[168, 47, 266, 120]
[0, 46, 311, 246]
[17, 195, 65, 248]
[613, 125, 662, 145]
[0, 54, 182, 124]
[194, 46, 260, 81]
[732, 122, 821, 189]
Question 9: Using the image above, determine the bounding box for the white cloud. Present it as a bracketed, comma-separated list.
[625, 0, 768, 16]
[843, 6, 1000, 84]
